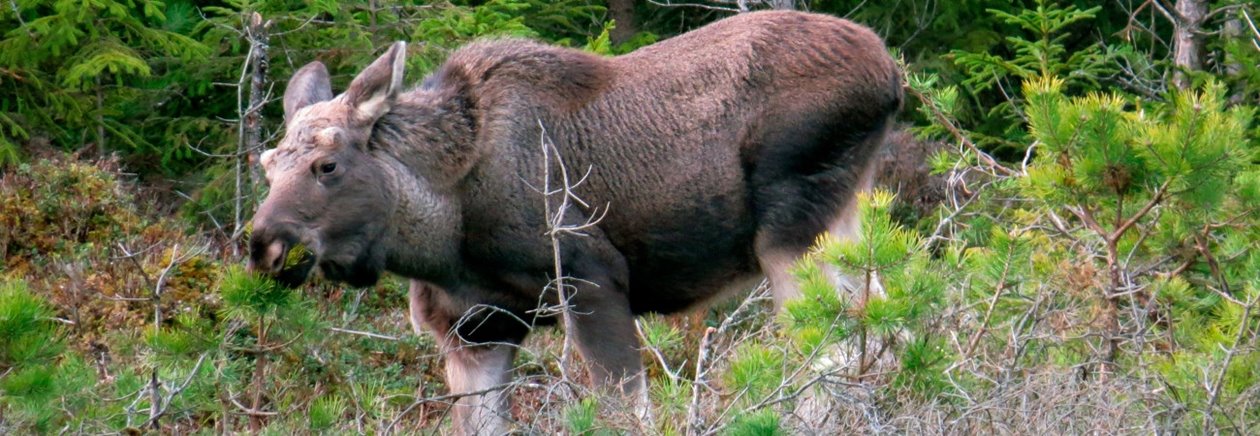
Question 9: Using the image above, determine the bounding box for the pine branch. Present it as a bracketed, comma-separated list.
[1110, 180, 1171, 242]
[904, 80, 1017, 177]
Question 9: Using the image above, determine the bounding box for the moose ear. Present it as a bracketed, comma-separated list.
[344, 41, 406, 122]
[283, 61, 333, 123]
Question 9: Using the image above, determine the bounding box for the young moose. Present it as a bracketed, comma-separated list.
[248, 10, 901, 434]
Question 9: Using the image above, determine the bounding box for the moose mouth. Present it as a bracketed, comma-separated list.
[268, 252, 380, 289]
[282, 253, 383, 290]
[270, 248, 318, 288]
[253, 239, 382, 289]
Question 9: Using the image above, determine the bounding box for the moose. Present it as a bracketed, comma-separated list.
[247, 10, 901, 434]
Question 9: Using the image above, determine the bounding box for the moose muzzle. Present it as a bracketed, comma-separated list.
[247, 220, 317, 287]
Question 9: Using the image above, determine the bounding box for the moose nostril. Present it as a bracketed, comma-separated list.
[265, 240, 288, 272]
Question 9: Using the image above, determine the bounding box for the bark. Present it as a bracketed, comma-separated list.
[608, 0, 638, 45]
[235, 12, 269, 248]
[767, 0, 795, 10]
[246, 14, 269, 188]
[1171, 0, 1207, 90]
[1222, 16, 1245, 104]
[95, 76, 106, 158]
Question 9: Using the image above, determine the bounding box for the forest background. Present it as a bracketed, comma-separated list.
[2, 0, 1259, 434]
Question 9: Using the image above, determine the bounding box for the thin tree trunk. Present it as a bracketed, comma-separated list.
[767, 0, 795, 10]
[1171, 0, 1207, 90]
[608, 0, 637, 45]
[235, 12, 269, 251]
[96, 75, 106, 158]
[248, 317, 268, 432]
[246, 14, 269, 192]
[1222, 16, 1245, 104]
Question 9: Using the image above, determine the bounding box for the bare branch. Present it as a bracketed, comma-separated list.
[1203, 294, 1256, 431]
[686, 326, 716, 434]
[647, 0, 740, 13]
[329, 327, 400, 341]
[143, 353, 209, 429]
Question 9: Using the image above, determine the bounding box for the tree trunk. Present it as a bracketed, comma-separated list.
[246, 14, 269, 190]
[767, 0, 795, 10]
[95, 75, 106, 158]
[608, 0, 637, 46]
[1171, 0, 1207, 90]
[1222, 16, 1245, 104]
[235, 12, 269, 250]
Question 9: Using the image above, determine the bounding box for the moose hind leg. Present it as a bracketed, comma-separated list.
[562, 255, 649, 420]
[571, 291, 645, 394]
[751, 116, 890, 310]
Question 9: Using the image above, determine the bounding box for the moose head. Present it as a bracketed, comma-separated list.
[247, 43, 408, 288]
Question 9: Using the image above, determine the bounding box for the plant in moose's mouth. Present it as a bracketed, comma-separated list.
[271, 243, 317, 288]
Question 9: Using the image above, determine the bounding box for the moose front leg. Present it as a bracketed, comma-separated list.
[443, 344, 516, 435]
[408, 280, 521, 435]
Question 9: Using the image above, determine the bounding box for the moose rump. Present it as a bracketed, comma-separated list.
[248, 10, 901, 434]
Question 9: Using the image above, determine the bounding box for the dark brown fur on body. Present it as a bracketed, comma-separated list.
[409, 12, 900, 312]
[249, 10, 900, 434]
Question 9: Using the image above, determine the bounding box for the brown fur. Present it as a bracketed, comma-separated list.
[248, 11, 902, 434]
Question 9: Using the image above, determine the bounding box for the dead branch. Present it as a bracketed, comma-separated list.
[686, 327, 717, 435]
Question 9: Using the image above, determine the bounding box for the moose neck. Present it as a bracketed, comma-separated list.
[368, 97, 476, 284]
[373, 151, 464, 282]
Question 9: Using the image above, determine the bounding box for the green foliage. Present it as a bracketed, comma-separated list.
[218, 265, 294, 320]
[1027, 78, 1252, 239]
[724, 409, 783, 436]
[1024, 77, 1253, 226]
[414, 0, 540, 44]
[308, 394, 348, 431]
[911, 57, 1259, 429]
[564, 396, 601, 435]
[650, 376, 691, 433]
[0, 0, 212, 172]
[948, 1, 1115, 154]
[953, 2, 1106, 92]
[584, 20, 617, 55]
[0, 281, 64, 367]
[781, 191, 950, 396]
[724, 342, 785, 403]
[0, 281, 95, 433]
[0, 112, 25, 166]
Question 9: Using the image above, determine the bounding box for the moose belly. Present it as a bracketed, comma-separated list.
[609, 192, 761, 315]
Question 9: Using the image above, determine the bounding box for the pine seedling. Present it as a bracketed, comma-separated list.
[0, 281, 96, 432]
[724, 409, 784, 436]
[308, 394, 349, 432]
[723, 342, 786, 404]
[650, 376, 692, 432]
[1022, 78, 1255, 374]
[0, 281, 64, 367]
[216, 266, 325, 430]
[782, 191, 948, 385]
[564, 396, 600, 435]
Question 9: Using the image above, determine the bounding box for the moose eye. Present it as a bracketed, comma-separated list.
[318, 162, 337, 175]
